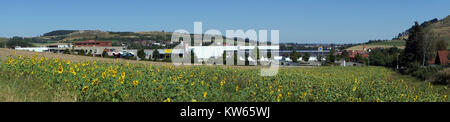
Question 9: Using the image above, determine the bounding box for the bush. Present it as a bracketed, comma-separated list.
[78, 50, 86, 55]
[152, 50, 160, 61]
[123, 55, 137, 60]
[102, 50, 108, 57]
[411, 65, 444, 80]
[137, 49, 146, 60]
[431, 68, 450, 85]
[400, 62, 421, 74]
[63, 49, 71, 54]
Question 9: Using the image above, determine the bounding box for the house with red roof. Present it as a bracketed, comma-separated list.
[428, 50, 449, 66]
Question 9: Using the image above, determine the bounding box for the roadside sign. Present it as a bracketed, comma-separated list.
[318, 46, 323, 52]
[164, 49, 173, 53]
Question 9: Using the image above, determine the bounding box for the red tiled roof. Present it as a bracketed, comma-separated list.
[429, 50, 449, 65]
[361, 54, 369, 58]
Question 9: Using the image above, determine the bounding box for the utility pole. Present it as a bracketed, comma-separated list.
[368, 49, 371, 66]
[396, 53, 399, 70]
[422, 49, 426, 66]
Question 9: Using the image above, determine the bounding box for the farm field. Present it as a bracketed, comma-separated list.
[0, 50, 448, 102]
[0, 48, 170, 65]
[346, 40, 406, 51]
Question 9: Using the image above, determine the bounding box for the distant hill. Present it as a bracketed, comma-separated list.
[0, 37, 8, 42]
[37, 30, 174, 43]
[9, 30, 253, 49]
[422, 15, 450, 49]
[346, 40, 405, 51]
[347, 15, 450, 51]
[43, 30, 78, 36]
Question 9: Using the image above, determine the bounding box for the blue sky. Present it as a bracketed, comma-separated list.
[0, 0, 449, 43]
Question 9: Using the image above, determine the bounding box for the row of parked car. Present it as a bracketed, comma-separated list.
[110, 51, 135, 58]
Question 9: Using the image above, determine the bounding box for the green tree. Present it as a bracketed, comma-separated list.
[302, 53, 310, 62]
[152, 50, 160, 61]
[7, 37, 33, 48]
[234, 51, 237, 65]
[222, 51, 227, 65]
[369, 49, 386, 66]
[137, 49, 146, 60]
[102, 50, 108, 57]
[78, 50, 86, 55]
[256, 47, 260, 65]
[436, 40, 448, 50]
[245, 52, 249, 66]
[289, 50, 301, 63]
[355, 54, 364, 63]
[402, 21, 424, 66]
[87, 50, 92, 56]
[63, 49, 71, 54]
[317, 55, 323, 62]
[326, 49, 336, 64]
[341, 50, 350, 62]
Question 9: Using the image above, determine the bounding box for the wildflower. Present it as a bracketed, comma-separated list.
[163, 98, 171, 102]
[82, 86, 89, 93]
[70, 67, 76, 76]
[100, 72, 106, 79]
[91, 78, 101, 85]
[301, 92, 307, 99]
[376, 98, 380, 102]
[133, 80, 139, 86]
[119, 77, 125, 84]
[113, 90, 119, 96]
[352, 86, 357, 92]
[6, 57, 13, 64]
[112, 70, 117, 77]
[121, 72, 126, 79]
[235, 85, 239, 92]
[277, 94, 282, 102]
[220, 81, 224, 88]
[57, 65, 63, 74]
[203, 91, 207, 98]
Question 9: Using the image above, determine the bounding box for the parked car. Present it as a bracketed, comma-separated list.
[112, 51, 134, 58]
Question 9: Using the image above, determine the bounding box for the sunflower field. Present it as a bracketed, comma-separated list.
[0, 53, 448, 102]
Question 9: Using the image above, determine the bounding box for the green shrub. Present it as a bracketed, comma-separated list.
[431, 68, 450, 85]
[412, 66, 444, 80]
